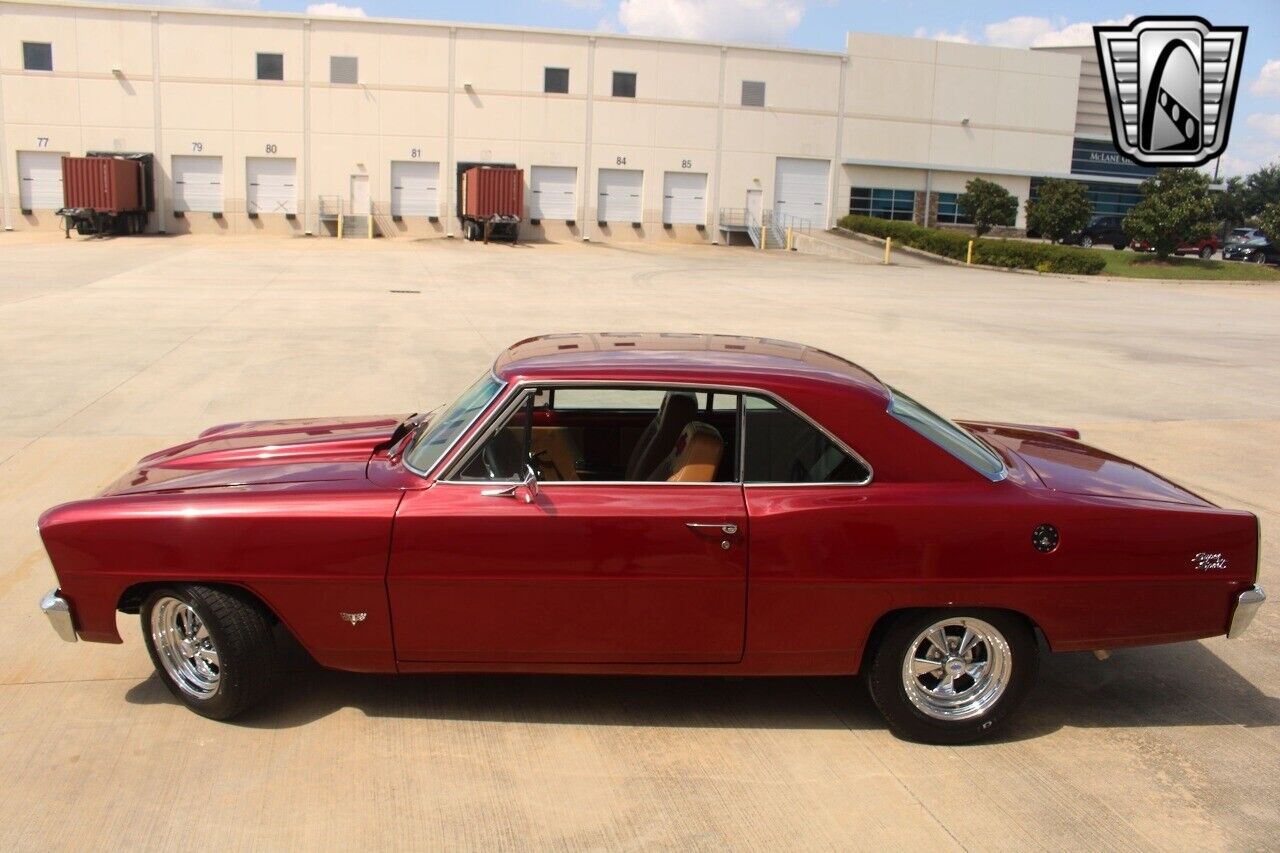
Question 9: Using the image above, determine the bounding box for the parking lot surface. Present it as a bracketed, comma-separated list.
[2, 233, 1277, 850]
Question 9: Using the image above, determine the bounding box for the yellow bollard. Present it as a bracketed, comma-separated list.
[337, 214, 344, 239]
[883, 236, 892, 265]
[786, 227, 793, 251]
[368, 213, 374, 239]
[967, 239, 974, 265]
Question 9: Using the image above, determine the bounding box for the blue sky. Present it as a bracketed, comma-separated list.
[200, 0, 1280, 176]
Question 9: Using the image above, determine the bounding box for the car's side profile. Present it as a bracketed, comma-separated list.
[38, 333, 1264, 743]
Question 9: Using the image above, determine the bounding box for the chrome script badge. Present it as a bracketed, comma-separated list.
[1094, 16, 1247, 167]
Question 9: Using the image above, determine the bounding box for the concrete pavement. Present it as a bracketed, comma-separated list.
[2, 233, 1277, 850]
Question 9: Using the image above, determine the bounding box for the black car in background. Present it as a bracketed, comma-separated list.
[1065, 215, 1128, 250]
[1222, 237, 1279, 265]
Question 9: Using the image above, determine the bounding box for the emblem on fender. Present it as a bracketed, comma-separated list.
[1193, 552, 1227, 572]
[340, 611, 368, 626]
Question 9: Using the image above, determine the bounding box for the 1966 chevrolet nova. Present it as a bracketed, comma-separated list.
[38, 333, 1264, 743]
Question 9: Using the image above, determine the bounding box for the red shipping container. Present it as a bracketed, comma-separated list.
[461, 166, 523, 219]
[61, 156, 144, 214]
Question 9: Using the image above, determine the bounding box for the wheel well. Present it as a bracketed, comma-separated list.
[117, 581, 279, 625]
[856, 607, 1044, 674]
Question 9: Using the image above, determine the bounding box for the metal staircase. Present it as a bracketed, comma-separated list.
[316, 196, 376, 238]
[718, 208, 795, 249]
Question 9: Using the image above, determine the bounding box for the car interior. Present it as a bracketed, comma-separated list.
[456, 386, 871, 485]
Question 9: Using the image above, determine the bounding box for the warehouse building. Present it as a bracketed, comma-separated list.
[2, 0, 1139, 243]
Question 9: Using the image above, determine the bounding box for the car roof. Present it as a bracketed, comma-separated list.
[493, 333, 889, 399]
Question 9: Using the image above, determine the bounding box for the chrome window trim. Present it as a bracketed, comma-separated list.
[438, 379, 875, 487]
[401, 369, 509, 479]
[885, 391, 1008, 484]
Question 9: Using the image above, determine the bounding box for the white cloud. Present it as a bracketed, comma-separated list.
[913, 26, 970, 44]
[617, 0, 806, 45]
[306, 3, 366, 17]
[1246, 113, 1280, 141]
[1251, 59, 1280, 98]
[984, 15, 1135, 49]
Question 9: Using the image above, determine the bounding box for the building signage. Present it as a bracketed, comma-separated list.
[1070, 138, 1159, 180]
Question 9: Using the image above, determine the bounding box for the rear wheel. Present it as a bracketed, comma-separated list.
[867, 609, 1038, 744]
[1200, 246, 1213, 260]
[1079, 236, 1093, 249]
[141, 585, 277, 720]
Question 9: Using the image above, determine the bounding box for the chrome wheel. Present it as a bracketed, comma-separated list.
[901, 617, 1011, 721]
[149, 596, 221, 699]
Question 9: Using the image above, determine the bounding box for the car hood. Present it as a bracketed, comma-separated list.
[100, 414, 408, 496]
[960, 421, 1211, 506]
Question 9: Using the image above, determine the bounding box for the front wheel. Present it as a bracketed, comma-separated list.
[141, 585, 277, 720]
[867, 609, 1038, 744]
[1200, 246, 1213, 260]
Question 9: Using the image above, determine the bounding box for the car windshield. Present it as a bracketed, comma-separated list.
[404, 372, 505, 474]
[887, 388, 1006, 482]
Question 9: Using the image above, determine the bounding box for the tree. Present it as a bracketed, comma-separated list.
[1025, 179, 1092, 243]
[1243, 164, 1280, 219]
[1213, 175, 1249, 229]
[958, 178, 1018, 237]
[1122, 168, 1216, 260]
[1259, 202, 1280, 246]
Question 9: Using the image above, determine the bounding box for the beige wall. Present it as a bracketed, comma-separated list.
[1, 1, 1079, 240]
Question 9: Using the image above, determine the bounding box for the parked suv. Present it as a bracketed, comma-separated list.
[1066, 215, 1127, 250]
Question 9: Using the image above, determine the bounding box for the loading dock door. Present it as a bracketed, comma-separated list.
[246, 157, 297, 215]
[597, 168, 643, 222]
[529, 166, 577, 221]
[662, 172, 707, 225]
[172, 155, 223, 213]
[773, 157, 829, 227]
[18, 151, 65, 210]
[390, 160, 439, 218]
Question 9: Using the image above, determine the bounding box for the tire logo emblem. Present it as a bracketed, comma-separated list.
[1094, 16, 1247, 167]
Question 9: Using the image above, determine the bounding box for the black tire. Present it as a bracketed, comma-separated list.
[1200, 246, 1213, 260]
[141, 584, 277, 720]
[1113, 242, 1127, 251]
[866, 609, 1038, 744]
[1079, 236, 1093, 249]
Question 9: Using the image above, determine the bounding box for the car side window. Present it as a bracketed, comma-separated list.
[742, 395, 870, 484]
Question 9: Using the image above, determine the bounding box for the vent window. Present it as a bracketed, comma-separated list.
[544, 67, 569, 94]
[23, 42, 53, 71]
[741, 80, 765, 107]
[612, 71, 636, 98]
[256, 52, 284, 81]
[330, 56, 358, 84]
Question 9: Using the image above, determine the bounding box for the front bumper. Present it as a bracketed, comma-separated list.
[40, 589, 78, 642]
[1228, 586, 1266, 639]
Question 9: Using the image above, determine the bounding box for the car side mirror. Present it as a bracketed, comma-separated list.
[481, 463, 540, 503]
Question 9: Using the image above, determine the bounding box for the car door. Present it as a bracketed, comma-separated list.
[386, 385, 748, 664]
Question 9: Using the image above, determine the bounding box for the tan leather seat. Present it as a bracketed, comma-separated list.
[649, 422, 724, 483]
[625, 391, 698, 480]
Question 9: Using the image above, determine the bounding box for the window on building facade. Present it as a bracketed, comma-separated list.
[934, 192, 973, 224]
[330, 56, 358, 84]
[1030, 178, 1142, 218]
[612, 71, 636, 98]
[23, 42, 53, 71]
[256, 52, 284, 81]
[741, 80, 765, 107]
[850, 187, 915, 221]
[544, 67, 569, 93]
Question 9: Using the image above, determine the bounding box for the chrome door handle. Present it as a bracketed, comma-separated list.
[686, 522, 738, 536]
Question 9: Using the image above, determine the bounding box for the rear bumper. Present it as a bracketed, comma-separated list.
[1228, 586, 1266, 639]
[40, 589, 78, 642]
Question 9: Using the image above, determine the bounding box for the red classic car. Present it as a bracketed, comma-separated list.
[1129, 235, 1221, 259]
[38, 333, 1264, 743]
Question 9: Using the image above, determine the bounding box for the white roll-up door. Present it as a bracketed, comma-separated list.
[18, 151, 65, 210]
[773, 157, 829, 227]
[172, 155, 223, 213]
[661, 172, 706, 225]
[390, 160, 439, 217]
[246, 157, 297, 215]
[529, 166, 577, 220]
[597, 168, 643, 222]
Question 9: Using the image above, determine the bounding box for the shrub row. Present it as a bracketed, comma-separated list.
[837, 214, 1106, 275]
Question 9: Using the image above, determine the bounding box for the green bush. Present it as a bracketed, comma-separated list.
[836, 214, 1106, 275]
